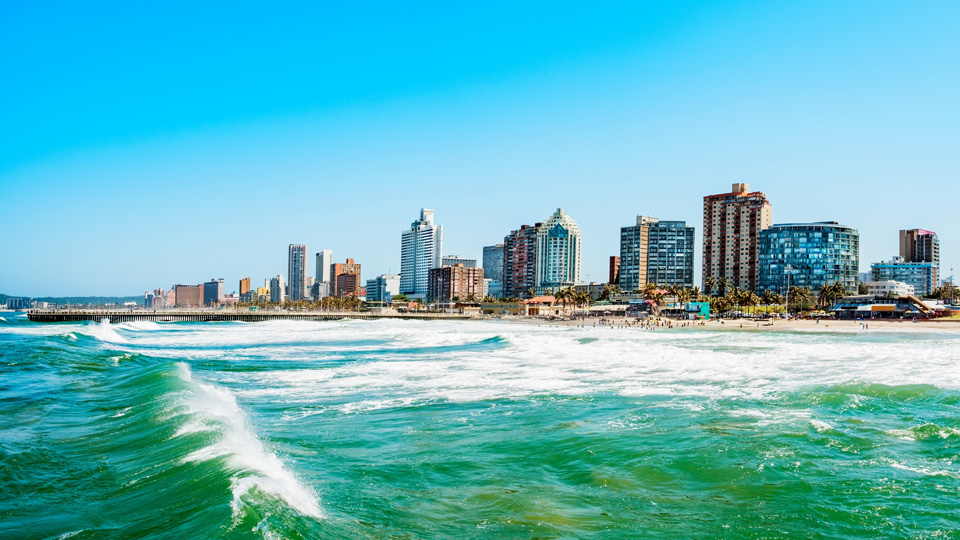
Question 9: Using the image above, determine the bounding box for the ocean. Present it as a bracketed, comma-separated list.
[2, 313, 959, 539]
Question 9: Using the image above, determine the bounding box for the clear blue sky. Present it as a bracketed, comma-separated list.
[1, 1, 957, 296]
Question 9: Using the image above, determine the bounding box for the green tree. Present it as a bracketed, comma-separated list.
[641, 283, 660, 302]
[669, 285, 691, 305]
[788, 286, 814, 311]
[761, 289, 782, 306]
[598, 283, 620, 301]
[718, 277, 730, 297]
[704, 276, 716, 296]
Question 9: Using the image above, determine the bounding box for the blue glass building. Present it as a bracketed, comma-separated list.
[757, 222, 860, 294]
[870, 257, 936, 297]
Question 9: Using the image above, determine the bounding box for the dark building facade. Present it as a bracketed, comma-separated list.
[482, 244, 505, 282]
[502, 224, 539, 298]
[428, 265, 485, 303]
[609, 256, 620, 286]
[331, 259, 361, 296]
[203, 279, 224, 306]
[174, 284, 204, 308]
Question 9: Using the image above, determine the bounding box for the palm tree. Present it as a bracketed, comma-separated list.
[760, 290, 783, 314]
[745, 291, 761, 316]
[552, 287, 569, 314]
[713, 294, 733, 315]
[670, 285, 691, 306]
[832, 281, 847, 300]
[788, 286, 814, 312]
[598, 283, 620, 301]
[704, 276, 716, 296]
[642, 283, 660, 301]
[718, 277, 730, 297]
[817, 284, 832, 309]
[526, 287, 536, 299]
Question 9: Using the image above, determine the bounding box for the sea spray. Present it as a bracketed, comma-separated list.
[174, 363, 323, 519]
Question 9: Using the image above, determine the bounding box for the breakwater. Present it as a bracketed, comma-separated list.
[26, 308, 473, 323]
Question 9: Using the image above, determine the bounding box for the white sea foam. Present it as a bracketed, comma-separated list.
[174, 363, 323, 518]
[84, 319, 127, 343]
[116, 320, 162, 331]
[887, 459, 960, 479]
[59, 319, 960, 414]
[809, 419, 834, 433]
[188, 319, 960, 413]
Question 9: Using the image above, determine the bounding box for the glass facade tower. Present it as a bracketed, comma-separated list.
[757, 222, 860, 294]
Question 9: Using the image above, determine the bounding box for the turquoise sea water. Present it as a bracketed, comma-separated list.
[2, 314, 960, 539]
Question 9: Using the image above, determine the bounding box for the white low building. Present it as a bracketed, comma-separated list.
[866, 280, 915, 297]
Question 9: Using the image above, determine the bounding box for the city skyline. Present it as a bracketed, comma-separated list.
[2, 3, 958, 296]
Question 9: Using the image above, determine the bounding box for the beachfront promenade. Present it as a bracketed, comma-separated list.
[26, 308, 473, 323]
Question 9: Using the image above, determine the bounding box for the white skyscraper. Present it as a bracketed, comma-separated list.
[535, 208, 581, 293]
[288, 244, 307, 301]
[316, 249, 333, 283]
[400, 208, 443, 299]
[311, 249, 333, 299]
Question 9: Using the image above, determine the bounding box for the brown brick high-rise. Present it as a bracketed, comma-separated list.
[702, 183, 772, 293]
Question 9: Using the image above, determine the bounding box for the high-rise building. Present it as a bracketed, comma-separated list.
[442, 256, 477, 268]
[428, 265, 485, 303]
[239, 278, 251, 296]
[535, 208, 581, 294]
[618, 216, 695, 291]
[609, 256, 620, 286]
[331, 258, 361, 296]
[366, 274, 401, 303]
[870, 257, 937, 297]
[174, 284, 204, 307]
[503, 224, 540, 298]
[899, 229, 940, 286]
[400, 208, 443, 299]
[316, 250, 333, 283]
[269, 275, 286, 303]
[757, 222, 860, 294]
[336, 273, 360, 297]
[203, 278, 224, 306]
[288, 244, 308, 301]
[482, 244, 505, 282]
[648, 220, 695, 288]
[702, 183, 773, 293]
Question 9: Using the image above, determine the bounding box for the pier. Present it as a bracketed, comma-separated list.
[26, 309, 475, 323]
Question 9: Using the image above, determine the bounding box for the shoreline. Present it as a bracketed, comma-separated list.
[19, 308, 960, 333]
[517, 315, 960, 332]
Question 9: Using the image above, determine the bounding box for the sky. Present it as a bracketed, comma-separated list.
[1, 1, 958, 296]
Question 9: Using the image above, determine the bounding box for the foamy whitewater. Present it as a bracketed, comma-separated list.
[2, 316, 960, 539]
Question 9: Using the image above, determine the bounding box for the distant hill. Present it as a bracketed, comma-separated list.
[1, 293, 144, 307]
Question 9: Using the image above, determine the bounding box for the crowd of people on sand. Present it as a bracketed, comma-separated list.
[530, 312, 954, 331]
[538, 317, 708, 330]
